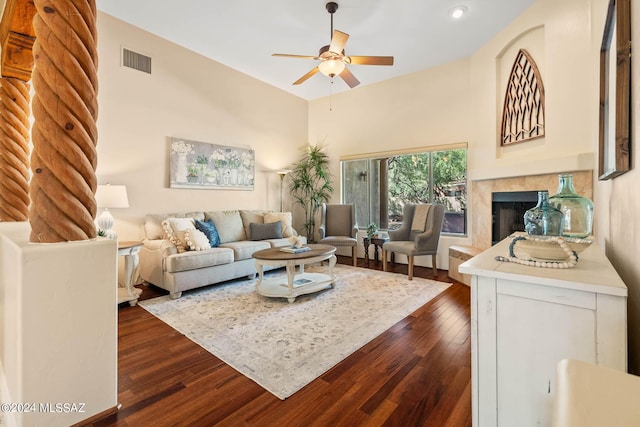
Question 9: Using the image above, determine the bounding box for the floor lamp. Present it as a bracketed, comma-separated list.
[276, 170, 290, 212]
[95, 184, 129, 240]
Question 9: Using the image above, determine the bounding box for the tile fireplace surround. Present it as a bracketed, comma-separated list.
[470, 170, 593, 249]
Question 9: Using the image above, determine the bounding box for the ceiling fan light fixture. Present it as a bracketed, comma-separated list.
[318, 59, 345, 77]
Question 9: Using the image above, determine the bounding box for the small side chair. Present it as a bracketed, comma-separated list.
[318, 203, 358, 266]
[382, 203, 445, 279]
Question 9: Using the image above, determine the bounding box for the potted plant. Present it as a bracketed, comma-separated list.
[366, 223, 378, 240]
[289, 143, 333, 242]
[187, 165, 199, 183]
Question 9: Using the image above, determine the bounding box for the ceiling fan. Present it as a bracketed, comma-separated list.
[272, 1, 394, 88]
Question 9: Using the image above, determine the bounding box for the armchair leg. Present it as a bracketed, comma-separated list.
[352, 246, 357, 267]
[408, 256, 414, 280]
[432, 254, 437, 276]
[382, 249, 387, 272]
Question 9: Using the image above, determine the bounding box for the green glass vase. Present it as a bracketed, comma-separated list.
[524, 191, 564, 236]
[549, 174, 594, 238]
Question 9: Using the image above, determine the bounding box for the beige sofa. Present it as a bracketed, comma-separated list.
[139, 210, 304, 299]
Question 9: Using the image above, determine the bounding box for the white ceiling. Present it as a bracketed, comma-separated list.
[96, 0, 535, 100]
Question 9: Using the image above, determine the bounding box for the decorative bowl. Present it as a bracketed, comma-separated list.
[511, 236, 593, 261]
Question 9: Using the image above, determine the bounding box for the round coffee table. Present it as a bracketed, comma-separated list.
[253, 244, 336, 303]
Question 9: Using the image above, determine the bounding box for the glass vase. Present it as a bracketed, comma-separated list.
[548, 174, 594, 238]
[524, 191, 564, 236]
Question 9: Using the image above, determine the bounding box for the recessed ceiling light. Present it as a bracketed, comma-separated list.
[449, 5, 468, 19]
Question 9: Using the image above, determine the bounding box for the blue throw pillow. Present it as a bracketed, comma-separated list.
[195, 219, 220, 247]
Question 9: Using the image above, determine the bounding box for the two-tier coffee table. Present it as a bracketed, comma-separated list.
[253, 244, 336, 303]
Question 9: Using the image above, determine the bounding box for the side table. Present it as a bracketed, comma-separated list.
[118, 241, 143, 306]
[363, 237, 389, 267]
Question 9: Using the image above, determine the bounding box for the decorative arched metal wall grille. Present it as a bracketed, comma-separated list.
[501, 49, 545, 146]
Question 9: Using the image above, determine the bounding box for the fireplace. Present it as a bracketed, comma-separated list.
[492, 191, 539, 245]
[470, 170, 593, 249]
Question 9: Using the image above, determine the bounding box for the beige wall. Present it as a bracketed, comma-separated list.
[96, 12, 308, 241]
[593, 0, 640, 374]
[469, 0, 596, 181]
[308, 56, 472, 186]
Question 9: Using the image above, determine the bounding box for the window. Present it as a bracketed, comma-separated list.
[341, 146, 467, 235]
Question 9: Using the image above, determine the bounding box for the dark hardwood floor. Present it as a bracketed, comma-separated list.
[94, 256, 472, 427]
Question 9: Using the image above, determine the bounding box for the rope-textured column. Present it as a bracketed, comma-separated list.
[0, 77, 31, 221]
[29, 0, 98, 242]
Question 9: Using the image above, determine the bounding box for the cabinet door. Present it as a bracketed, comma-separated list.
[496, 288, 596, 426]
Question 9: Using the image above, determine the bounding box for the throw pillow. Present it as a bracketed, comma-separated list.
[184, 228, 212, 251]
[205, 210, 246, 243]
[250, 221, 282, 241]
[162, 217, 195, 253]
[194, 219, 221, 247]
[240, 210, 266, 239]
[411, 204, 431, 232]
[263, 211, 296, 238]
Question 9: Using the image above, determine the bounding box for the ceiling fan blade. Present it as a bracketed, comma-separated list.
[273, 54, 317, 60]
[348, 56, 394, 66]
[293, 67, 319, 85]
[340, 67, 360, 88]
[329, 30, 349, 54]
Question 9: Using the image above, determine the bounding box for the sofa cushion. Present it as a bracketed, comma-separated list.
[250, 221, 282, 241]
[184, 229, 212, 251]
[144, 214, 168, 240]
[206, 210, 246, 243]
[162, 217, 196, 253]
[240, 210, 266, 239]
[195, 219, 221, 247]
[164, 247, 234, 273]
[264, 211, 296, 237]
[219, 240, 270, 261]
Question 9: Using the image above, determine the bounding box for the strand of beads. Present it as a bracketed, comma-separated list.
[497, 236, 578, 268]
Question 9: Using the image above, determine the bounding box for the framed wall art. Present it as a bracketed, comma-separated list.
[598, 0, 631, 180]
[169, 137, 255, 190]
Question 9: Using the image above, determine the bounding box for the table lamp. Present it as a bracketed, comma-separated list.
[96, 184, 129, 240]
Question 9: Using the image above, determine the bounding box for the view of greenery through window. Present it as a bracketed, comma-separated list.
[341, 148, 467, 235]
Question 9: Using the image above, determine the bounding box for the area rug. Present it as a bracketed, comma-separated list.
[139, 264, 451, 399]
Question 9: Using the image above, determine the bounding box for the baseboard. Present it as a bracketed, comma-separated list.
[70, 404, 119, 426]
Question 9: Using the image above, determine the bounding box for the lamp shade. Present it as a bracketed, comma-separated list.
[318, 59, 345, 77]
[276, 170, 291, 179]
[96, 184, 129, 209]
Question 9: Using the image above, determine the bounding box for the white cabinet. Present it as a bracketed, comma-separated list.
[460, 234, 627, 427]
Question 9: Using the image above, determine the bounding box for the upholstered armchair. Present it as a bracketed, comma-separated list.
[382, 203, 445, 279]
[318, 203, 358, 266]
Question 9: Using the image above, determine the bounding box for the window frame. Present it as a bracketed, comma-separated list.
[340, 143, 468, 237]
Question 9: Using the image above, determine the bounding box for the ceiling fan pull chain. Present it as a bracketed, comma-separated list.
[329, 78, 334, 111]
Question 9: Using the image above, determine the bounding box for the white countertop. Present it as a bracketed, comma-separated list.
[459, 233, 627, 297]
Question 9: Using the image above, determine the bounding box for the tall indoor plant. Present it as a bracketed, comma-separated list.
[289, 143, 333, 242]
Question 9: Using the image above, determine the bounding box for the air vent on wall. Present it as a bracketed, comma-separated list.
[121, 47, 151, 74]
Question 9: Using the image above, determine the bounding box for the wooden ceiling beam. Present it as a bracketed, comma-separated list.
[0, 0, 37, 81]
